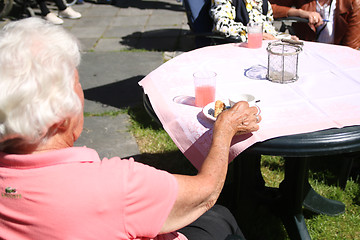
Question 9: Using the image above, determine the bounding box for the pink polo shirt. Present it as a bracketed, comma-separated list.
[0, 147, 188, 240]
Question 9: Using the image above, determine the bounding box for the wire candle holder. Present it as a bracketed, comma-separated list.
[266, 40, 303, 84]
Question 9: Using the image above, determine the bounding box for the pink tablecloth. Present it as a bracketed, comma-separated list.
[139, 41, 360, 170]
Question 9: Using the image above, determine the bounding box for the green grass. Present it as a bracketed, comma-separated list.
[120, 48, 153, 53]
[126, 105, 198, 175]
[126, 105, 178, 153]
[124, 104, 360, 240]
[84, 110, 125, 117]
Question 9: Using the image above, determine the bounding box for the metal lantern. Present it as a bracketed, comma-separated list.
[267, 41, 303, 84]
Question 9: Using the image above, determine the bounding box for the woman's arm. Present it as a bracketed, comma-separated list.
[287, 8, 323, 28]
[160, 102, 260, 233]
[270, 0, 323, 29]
[342, 0, 360, 49]
[270, 0, 293, 18]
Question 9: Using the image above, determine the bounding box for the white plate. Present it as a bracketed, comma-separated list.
[202, 100, 229, 121]
[202, 100, 261, 121]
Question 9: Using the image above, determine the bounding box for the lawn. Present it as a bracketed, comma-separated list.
[126, 105, 360, 240]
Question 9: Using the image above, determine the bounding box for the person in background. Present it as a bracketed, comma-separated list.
[0, 18, 261, 240]
[210, 0, 299, 42]
[269, 0, 360, 49]
[37, 0, 81, 25]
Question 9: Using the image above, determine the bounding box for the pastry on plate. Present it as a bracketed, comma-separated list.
[214, 100, 226, 118]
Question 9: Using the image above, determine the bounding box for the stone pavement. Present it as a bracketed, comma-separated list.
[0, 0, 195, 160]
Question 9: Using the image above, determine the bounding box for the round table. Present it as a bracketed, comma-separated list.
[233, 126, 360, 240]
[247, 125, 360, 157]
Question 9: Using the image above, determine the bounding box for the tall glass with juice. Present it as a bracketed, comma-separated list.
[195, 85, 216, 107]
[247, 22, 263, 49]
[193, 71, 216, 107]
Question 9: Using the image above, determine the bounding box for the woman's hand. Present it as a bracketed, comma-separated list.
[306, 11, 323, 29]
[295, 9, 323, 30]
[263, 33, 277, 40]
[291, 35, 299, 40]
[215, 101, 261, 137]
[287, 8, 323, 31]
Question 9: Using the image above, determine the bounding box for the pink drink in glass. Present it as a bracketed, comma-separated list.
[247, 22, 263, 49]
[248, 32, 263, 49]
[193, 71, 216, 107]
[195, 85, 216, 107]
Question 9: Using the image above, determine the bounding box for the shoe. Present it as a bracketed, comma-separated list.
[44, 12, 64, 25]
[59, 7, 82, 19]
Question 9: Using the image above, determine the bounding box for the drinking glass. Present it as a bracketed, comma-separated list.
[247, 22, 263, 49]
[193, 71, 216, 107]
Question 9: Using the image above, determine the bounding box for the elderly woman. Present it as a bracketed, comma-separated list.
[0, 18, 261, 240]
[270, 0, 360, 49]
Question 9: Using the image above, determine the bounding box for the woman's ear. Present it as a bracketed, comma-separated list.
[53, 119, 70, 132]
[59, 119, 70, 129]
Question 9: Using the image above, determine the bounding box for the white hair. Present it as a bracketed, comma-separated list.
[0, 17, 82, 150]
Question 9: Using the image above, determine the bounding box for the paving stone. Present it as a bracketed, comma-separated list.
[69, 26, 106, 38]
[74, 115, 140, 160]
[72, 16, 114, 28]
[147, 12, 186, 26]
[78, 38, 99, 52]
[111, 15, 149, 27]
[81, 4, 120, 16]
[103, 25, 143, 38]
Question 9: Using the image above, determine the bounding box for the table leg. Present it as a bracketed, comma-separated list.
[279, 157, 345, 237]
[232, 153, 265, 211]
[281, 157, 345, 216]
[280, 214, 310, 240]
[279, 157, 311, 240]
[302, 186, 345, 216]
[336, 153, 355, 189]
[233, 154, 346, 240]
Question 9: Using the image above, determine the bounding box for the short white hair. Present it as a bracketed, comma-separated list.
[0, 17, 82, 150]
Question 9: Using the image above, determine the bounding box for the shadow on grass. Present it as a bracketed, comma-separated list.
[308, 154, 360, 188]
[127, 102, 162, 131]
[126, 104, 197, 175]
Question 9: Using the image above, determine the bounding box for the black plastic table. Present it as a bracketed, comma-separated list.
[233, 126, 360, 240]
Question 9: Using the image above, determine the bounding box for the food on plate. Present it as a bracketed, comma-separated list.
[214, 100, 226, 118]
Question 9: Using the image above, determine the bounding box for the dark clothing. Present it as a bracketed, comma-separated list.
[37, 0, 67, 16]
[233, 0, 268, 25]
[179, 205, 246, 240]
